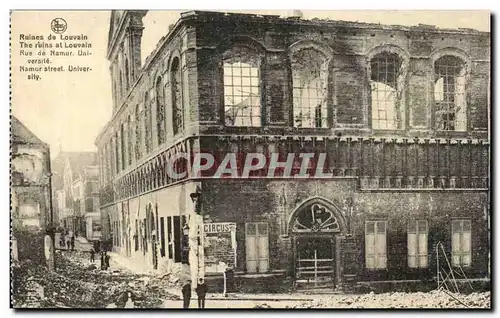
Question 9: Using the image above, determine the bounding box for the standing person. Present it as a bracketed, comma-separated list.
[195, 278, 208, 309]
[105, 252, 110, 270]
[70, 235, 75, 251]
[100, 251, 105, 270]
[90, 248, 95, 263]
[181, 280, 191, 309]
[66, 235, 71, 250]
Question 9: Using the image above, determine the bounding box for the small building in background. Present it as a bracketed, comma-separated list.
[51, 151, 100, 241]
[11, 116, 52, 263]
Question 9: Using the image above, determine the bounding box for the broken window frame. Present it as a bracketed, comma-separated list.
[134, 104, 142, 160]
[171, 56, 184, 136]
[369, 51, 406, 130]
[433, 55, 467, 132]
[222, 45, 262, 127]
[144, 92, 153, 153]
[291, 48, 330, 128]
[155, 76, 166, 145]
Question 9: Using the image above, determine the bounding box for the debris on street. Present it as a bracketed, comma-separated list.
[290, 290, 490, 309]
[12, 250, 180, 308]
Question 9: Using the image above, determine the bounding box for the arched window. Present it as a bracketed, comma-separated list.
[291, 48, 329, 128]
[171, 57, 183, 135]
[114, 132, 120, 174]
[434, 55, 467, 131]
[125, 58, 130, 91]
[118, 70, 123, 100]
[223, 46, 261, 127]
[144, 92, 153, 153]
[127, 115, 133, 165]
[156, 76, 166, 144]
[120, 123, 126, 171]
[135, 105, 142, 160]
[370, 52, 404, 130]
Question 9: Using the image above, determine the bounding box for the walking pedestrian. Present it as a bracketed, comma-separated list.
[90, 248, 95, 263]
[66, 236, 71, 250]
[182, 280, 191, 309]
[195, 278, 208, 309]
[70, 235, 75, 251]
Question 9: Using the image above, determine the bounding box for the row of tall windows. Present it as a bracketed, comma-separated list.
[101, 57, 185, 183]
[223, 45, 468, 131]
[365, 219, 471, 270]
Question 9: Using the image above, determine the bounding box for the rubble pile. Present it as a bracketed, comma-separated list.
[12, 250, 180, 309]
[292, 290, 491, 309]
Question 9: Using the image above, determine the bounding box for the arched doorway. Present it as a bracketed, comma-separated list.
[289, 197, 347, 289]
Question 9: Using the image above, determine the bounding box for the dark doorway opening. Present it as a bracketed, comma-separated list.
[295, 236, 335, 287]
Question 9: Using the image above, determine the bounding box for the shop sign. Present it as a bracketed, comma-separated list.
[204, 222, 236, 234]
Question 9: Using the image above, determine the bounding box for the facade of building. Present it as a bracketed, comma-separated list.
[96, 11, 490, 291]
[11, 116, 52, 262]
[51, 152, 100, 240]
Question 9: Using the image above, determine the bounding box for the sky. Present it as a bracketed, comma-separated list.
[10, 10, 490, 158]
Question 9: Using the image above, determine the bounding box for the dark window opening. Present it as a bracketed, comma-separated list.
[181, 216, 189, 265]
[167, 216, 173, 259]
[160, 217, 166, 257]
[173, 216, 181, 263]
[156, 76, 166, 144]
[143, 217, 148, 253]
[120, 123, 126, 170]
[135, 105, 141, 160]
[134, 219, 139, 251]
[171, 57, 184, 135]
[144, 92, 153, 153]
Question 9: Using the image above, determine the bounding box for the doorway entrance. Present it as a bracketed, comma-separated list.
[288, 197, 347, 290]
[295, 237, 335, 286]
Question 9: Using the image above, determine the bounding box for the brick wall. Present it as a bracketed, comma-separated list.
[194, 15, 489, 134]
[200, 178, 489, 282]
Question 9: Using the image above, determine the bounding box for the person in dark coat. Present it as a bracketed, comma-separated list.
[182, 280, 191, 309]
[70, 236, 75, 251]
[104, 252, 110, 269]
[90, 248, 95, 263]
[195, 278, 208, 309]
[100, 251, 106, 270]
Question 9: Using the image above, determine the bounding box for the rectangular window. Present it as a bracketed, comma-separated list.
[173, 216, 181, 263]
[245, 222, 269, 273]
[452, 219, 472, 267]
[365, 220, 387, 270]
[160, 217, 166, 257]
[223, 46, 261, 127]
[167, 216, 173, 259]
[408, 220, 428, 268]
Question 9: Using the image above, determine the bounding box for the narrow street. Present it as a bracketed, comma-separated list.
[12, 236, 491, 309]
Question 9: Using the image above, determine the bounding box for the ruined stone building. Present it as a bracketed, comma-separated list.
[96, 10, 490, 291]
[51, 152, 100, 240]
[11, 116, 52, 262]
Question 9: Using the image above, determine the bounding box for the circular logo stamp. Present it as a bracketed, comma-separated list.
[51, 18, 67, 34]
